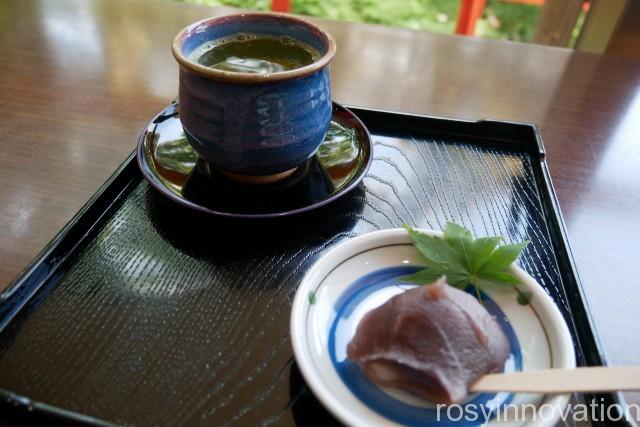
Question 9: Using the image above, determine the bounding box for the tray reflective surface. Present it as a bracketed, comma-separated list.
[0, 108, 612, 426]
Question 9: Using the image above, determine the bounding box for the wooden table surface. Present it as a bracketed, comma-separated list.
[1, 0, 639, 417]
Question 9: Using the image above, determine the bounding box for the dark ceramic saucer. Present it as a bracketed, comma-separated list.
[137, 102, 372, 218]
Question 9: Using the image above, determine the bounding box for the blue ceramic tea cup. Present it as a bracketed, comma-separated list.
[172, 13, 337, 183]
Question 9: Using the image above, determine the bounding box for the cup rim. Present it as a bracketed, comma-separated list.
[172, 12, 337, 84]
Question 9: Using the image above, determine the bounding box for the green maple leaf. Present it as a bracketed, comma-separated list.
[401, 223, 531, 304]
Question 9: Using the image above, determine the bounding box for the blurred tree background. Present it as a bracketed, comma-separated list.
[174, 0, 545, 42]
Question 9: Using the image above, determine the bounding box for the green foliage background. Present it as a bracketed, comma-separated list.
[175, 0, 543, 42]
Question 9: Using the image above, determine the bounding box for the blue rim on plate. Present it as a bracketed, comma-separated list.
[136, 101, 372, 219]
[291, 229, 576, 427]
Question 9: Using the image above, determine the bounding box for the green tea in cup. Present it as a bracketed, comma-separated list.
[172, 13, 337, 181]
[190, 34, 321, 74]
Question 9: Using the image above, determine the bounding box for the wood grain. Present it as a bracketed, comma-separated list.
[0, 123, 594, 425]
[1, 0, 640, 421]
[472, 367, 640, 393]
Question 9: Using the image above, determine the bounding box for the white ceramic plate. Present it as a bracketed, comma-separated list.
[291, 228, 576, 427]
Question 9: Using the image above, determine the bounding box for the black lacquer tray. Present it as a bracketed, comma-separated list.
[0, 107, 629, 426]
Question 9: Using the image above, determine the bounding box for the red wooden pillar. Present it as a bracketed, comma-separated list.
[455, 0, 487, 35]
[271, 0, 292, 13]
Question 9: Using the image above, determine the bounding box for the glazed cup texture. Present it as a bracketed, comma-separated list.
[173, 13, 336, 177]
